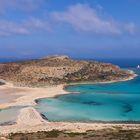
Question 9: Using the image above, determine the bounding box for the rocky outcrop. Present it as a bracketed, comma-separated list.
[0, 56, 134, 87]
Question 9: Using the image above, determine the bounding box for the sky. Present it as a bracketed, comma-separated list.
[0, 0, 140, 59]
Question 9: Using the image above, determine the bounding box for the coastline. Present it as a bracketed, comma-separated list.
[64, 72, 138, 88]
[0, 72, 139, 136]
[0, 70, 137, 110]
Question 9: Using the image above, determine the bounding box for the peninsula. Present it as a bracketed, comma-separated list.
[0, 56, 138, 140]
[0, 56, 135, 87]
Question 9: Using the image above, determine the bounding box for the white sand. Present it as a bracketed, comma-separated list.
[0, 73, 139, 136]
[0, 84, 67, 109]
[16, 107, 47, 126]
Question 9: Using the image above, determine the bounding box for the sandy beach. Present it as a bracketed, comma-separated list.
[0, 73, 139, 136]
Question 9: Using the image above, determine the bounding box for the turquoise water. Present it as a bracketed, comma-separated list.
[36, 69, 140, 122]
[0, 106, 23, 125]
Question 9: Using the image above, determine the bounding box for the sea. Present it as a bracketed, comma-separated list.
[0, 58, 140, 124]
[35, 58, 140, 122]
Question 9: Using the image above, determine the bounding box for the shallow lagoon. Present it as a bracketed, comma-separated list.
[0, 106, 23, 125]
[36, 69, 140, 122]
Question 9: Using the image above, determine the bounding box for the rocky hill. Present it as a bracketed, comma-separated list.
[0, 56, 134, 87]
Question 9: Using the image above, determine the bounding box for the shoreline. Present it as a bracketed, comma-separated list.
[0, 72, 137, 110]
[64, 71, 138, 87]
[0, 73, 139, 136]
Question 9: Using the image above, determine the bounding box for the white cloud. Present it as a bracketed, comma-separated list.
[52, 3, 136, 35]
[24, 18, 51, 31]
[0, 20, 29, 36]
[0, 3, 137, 36]
[0, 18, 50, 36]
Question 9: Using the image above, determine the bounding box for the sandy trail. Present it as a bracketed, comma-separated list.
[16, 107, 47, 126]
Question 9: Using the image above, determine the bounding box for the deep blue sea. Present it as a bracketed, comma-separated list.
[35, 59, 140, 122]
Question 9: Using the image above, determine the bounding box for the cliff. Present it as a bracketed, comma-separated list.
[0, 56, 134, 87]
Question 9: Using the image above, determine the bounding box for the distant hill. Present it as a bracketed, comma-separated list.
[0, 56, 134, 87]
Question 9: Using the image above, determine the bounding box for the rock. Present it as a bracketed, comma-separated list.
[0, 79, 6, 85]
[41, 55, 69, 60]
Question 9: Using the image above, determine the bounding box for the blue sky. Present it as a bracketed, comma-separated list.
[0, 0, 140, 59]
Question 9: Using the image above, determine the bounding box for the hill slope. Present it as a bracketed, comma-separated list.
[0, 56, 134, 87]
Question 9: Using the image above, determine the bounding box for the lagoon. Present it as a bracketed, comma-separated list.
[36, 69, 140, 122]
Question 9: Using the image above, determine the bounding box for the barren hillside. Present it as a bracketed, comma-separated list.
[0, 56, 134, 87]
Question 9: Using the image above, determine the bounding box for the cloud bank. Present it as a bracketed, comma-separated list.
[0, 18, 50, 36]
[52, 4, 136, 35]
[0, 2, 137, 36]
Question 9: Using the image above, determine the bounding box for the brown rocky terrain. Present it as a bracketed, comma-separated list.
[0, 56, 134, 87]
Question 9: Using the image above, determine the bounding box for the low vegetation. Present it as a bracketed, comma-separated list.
[5, 127, 140, 140]
[0, 56, 133, 87]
